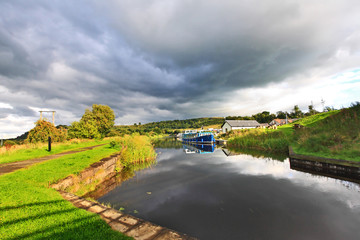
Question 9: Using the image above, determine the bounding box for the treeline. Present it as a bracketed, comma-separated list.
[4, 103, 334, 145]
[108, 117, 224, 136]
[226, 104, 330, 123]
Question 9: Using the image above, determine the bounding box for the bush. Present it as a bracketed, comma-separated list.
[27, 120, 67, 143]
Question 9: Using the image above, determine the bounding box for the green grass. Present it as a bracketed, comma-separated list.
[0, 138, 114, 164]
[0, 144, 132, 240]
[225, 107, 360, 162]
[277, 110, 339, 136]
[227, 128, 291, 153]
[292, 104, 360, 161]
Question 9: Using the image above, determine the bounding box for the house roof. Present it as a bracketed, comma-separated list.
[270, 118, 299, 125]
[222, 120, 260, 128]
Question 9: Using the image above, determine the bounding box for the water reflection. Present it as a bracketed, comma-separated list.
[83, 159, 156, 199]
[289, 157, 360, 184]
[152, 137, 183, 149]
[223, 146, 288, 161]
[183, 143, 215, 154]
[98, 148, 360, 240]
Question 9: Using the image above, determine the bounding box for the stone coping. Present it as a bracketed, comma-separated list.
[59, 191, 196, 240]
[289, 146, 360, 168]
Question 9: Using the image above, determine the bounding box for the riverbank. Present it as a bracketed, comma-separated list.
[0, 135, 156, 240]
[224, 103, 360, 164]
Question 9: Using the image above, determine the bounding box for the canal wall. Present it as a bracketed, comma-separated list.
[51, 153, 122, 192]
[51, 152, 196, 240]
[288, 147, 360, 183]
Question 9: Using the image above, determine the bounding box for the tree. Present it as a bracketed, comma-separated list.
[27, 120, 67, 143]
[276, 111, 287, 119]
[307, 104, 318, 116]
[291, 105, 303, 118]
[68, 104, 115, 139]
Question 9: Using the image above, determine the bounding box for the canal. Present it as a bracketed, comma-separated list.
[97, 141, 360, 240]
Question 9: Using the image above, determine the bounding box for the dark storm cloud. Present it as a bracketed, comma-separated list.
[0, 0, 360, 129]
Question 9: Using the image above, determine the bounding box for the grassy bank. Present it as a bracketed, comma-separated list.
[292, 103, 360, 161]
[225, 103, 360, 162]
[0, 138, 114, 165]
[227, 129, 290, 153]
[74, 135, 157, 197]
[0, 135, 156, 239]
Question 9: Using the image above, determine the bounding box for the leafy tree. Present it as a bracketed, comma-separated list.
[27, 120, 67, 143]
[307, 104, 318, 116]
[68, 104, 115, 139]
[291, 105, 304, 118]
[252, 111, 276, 123]
[276, 111, 287, 119]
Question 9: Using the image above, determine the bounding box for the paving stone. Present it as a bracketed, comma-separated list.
[101, 209, 123, 220]
[126, 222, 163, 240]
[88, 204, 107, 213]
[153, 230, 185, 240]
[119, 215, 139, 226]
[77, 200, 93, 208]
[109, 221, 130, 232]
[100, 215, 112, 223]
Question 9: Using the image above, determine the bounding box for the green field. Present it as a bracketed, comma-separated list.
[0, 139, 113, 164]
[0, 135, 157, 240]
[0, 144, 132, 240]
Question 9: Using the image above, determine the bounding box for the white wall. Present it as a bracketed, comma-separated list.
[222, 122, 232, 133]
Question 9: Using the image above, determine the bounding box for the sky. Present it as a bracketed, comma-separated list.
[1, 0, 360, 138]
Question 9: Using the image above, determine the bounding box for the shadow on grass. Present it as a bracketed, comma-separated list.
[2, 199, 129, 240]
[0, 199, 66, 211]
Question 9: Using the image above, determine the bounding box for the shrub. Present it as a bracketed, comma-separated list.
[27, 120, 67, 143]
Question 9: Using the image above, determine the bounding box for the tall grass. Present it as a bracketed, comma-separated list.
[114, 135, 157, 167]
[227, 129, 290, 153]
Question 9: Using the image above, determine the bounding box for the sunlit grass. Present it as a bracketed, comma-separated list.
[0, 138, 115, 164]
[0, 144, 131, 240]
[227, 128, 290, 153]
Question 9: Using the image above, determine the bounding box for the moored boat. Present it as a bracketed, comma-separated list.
[181, 130, 215, 144]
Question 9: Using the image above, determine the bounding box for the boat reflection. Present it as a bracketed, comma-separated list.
[182, 143, 216, 154]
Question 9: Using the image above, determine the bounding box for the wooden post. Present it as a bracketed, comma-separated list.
[39, 110, 56, 125]
[48, 136, 52, 151]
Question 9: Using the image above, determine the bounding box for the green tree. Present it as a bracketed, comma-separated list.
[307, 104, 318, 116]
[68, 104, 115, 139]
[27, 120, 67, 143]
[291, 105, 303, 118]
[276, 111, 287, 119]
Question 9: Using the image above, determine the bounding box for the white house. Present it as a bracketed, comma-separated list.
[221, 120, 260, 133]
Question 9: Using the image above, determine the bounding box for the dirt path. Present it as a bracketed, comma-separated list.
[0, 144, 106, 176]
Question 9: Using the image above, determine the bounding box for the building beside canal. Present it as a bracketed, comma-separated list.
[269, 118, 299, 126]
[221, 120, 260, 133]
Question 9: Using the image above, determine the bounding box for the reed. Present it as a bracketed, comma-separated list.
[112, 134, 157, 168]
[227, 128, 290, 153]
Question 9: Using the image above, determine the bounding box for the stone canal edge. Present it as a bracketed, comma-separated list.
[52, 152, 197, 240]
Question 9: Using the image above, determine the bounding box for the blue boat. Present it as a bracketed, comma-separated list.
[183, 143, 216, 154]
[181, 130, 215, 144]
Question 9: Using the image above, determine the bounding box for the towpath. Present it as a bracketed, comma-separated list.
[0, 144, 106, 176]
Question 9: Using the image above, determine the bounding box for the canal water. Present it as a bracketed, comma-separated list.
[98, 141, 360, 240]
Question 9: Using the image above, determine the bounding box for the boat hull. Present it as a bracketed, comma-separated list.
[182, 134, 215, 144]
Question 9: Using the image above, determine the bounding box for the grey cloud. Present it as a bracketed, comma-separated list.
[0, 0, 360, 131]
